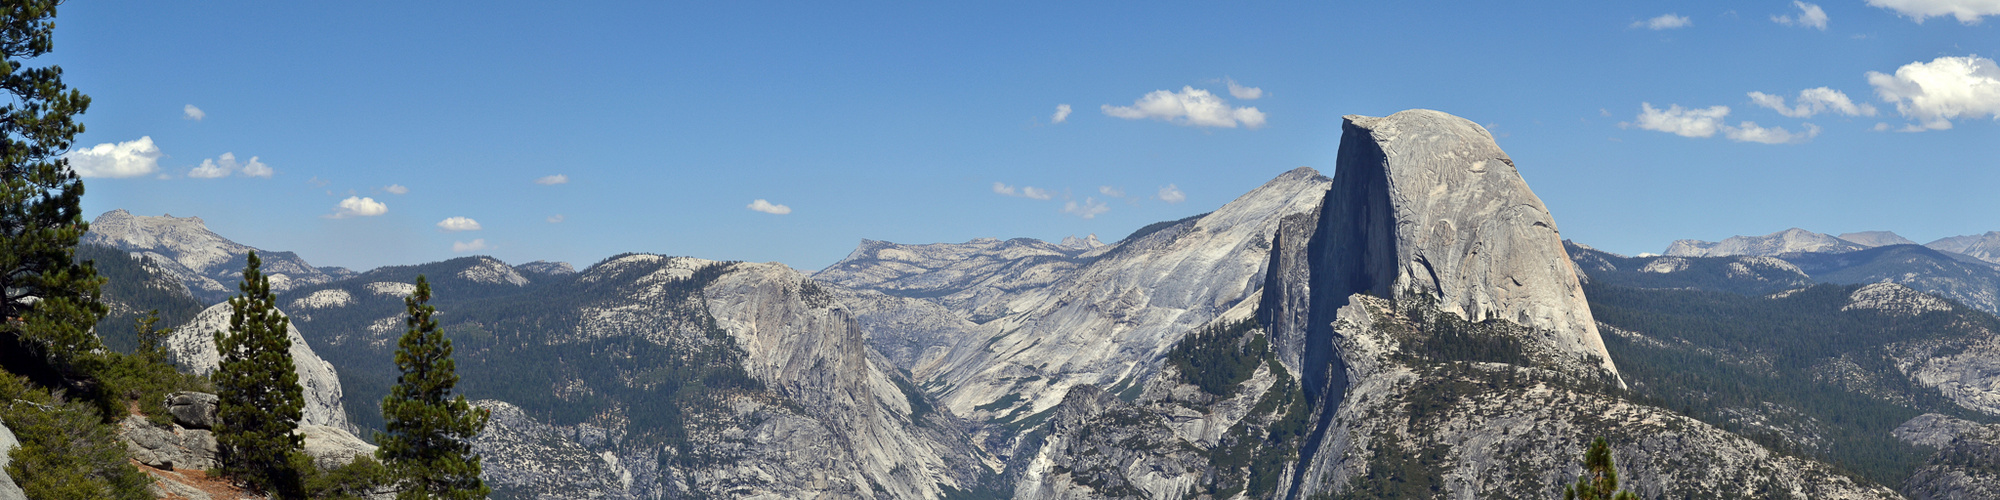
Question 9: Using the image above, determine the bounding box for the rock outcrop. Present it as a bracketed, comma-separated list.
[1841, 231, 1919, 248]
[1895, 413, 1986, 449]
[170, 302, 353, 432]
[516, 260, 577, 276]
[1928, 231, 2000, 266]
[1312, 109, 1618, 380]
[1903, 420, 2000, 499]
[0, 420, 23, 500]
[1666, 228, 1866, 258]
[84, 209, 341, 301]
[118, 415, 219, 471]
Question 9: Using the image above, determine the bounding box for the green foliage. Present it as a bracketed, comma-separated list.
[974, 392, 1023, 413]
[1561, 437, 1639, 500]
[0, 373, 151, 500]
[1206, 358, 1310, 498]
[212, 251, 309, 498]
[1333, 432, 1445, 500]
[376, 275, 491, 500]
[1590, 282, 1999, 486]
[79, 243, 205, 354]
[1165, 318, 1266, 396]
[1396, 298, 1533, 368]
[308, 451, 396, 499]
[890, 369, 933, 420]
[0, 0, 100, 389]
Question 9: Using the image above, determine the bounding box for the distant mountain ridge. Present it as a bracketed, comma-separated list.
[83, 209, 348, 302]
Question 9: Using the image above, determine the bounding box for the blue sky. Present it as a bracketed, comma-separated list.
[52, 1, 2000, 272]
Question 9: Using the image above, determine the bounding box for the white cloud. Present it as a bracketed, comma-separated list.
[1157, 184, 1186, 204]
[1866, 55, 2000, 130]
[327, 196, 387, 219]
[1022, 186, 1054, 200]
[383, 184, 409, 194]
[1725, 122, 1822, 144]
[183, 104, 205, 121]
[1867, 0, 2000, 23]
[534, 174, 568, 185]
[187, 152, 271, 179]
[747, 199, 792, 215]
[65, 136, 162, 178]
[1102, 86, 1266, 129]
[547, 214, 565, 223]
[1227, 79, 1264, 100]
[1098, 186, 1125, 198]
[1630, 103, 1731, 137]
[1052, 104, 1072, 124]
[436, 217, 482, 232]
[238, 156, 271, 177]
[992, 182, 1019, 196]
[1632, 13, 1692, 29]
[452, 239, 489, 253]
[1747, 88, 1876, 117]
[1062, 197, 1109, 219]
[1773, 1, 1830, 29]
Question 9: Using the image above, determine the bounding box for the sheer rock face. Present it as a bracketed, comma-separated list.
[170, 301, 353, 433]
[1316, 110, 1618, 380]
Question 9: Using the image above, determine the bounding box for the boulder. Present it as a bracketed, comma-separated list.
[296, 424, 378, 470]
[167, 391, 220, 429]
[117, 415, 218, 471]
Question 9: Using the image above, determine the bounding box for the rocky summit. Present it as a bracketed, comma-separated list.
[84, 209, 348, 301]
[1666, 227, 1867, 258]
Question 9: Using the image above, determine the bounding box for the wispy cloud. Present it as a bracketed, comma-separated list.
[1867, 0, 2000, 23]
[1747, 88, 1875, 117]
[188, 152, 271, 179]
[1063, 197, 1109, 219]
[1103, 86, 1266, 129]
[1773, 1, 1830, 29]
[1867, 55, 2000, 130]
[327, 196, 387, 218]
[383, 184, 409, 195]
[1632, 13, 1692, 30]
[534, 174, 568, 185]
[1725, 122, 1822, 144]
[994, 182, 1055, 200]
[1226, 79, 1264, 100]
[547, 214, 565, 223]
[1051, 104, 1072, 124]
[1098, 186, 1125, 198]
[747, 199, 792, 215]
[1157, 184, 1186, 203]
[452, 239, 489, 252]
[183, 104, 205, 121]
[66, 136, 162, 178]
[437, 217, 482, 232]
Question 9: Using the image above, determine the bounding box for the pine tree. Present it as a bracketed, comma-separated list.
[213, 251, 309, 498]
[377, 275, 491, 499]
[1562, 436, 1640, 500]
[0, 0, 105, 389]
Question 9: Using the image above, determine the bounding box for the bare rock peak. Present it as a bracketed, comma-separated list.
[1838, 230, 1917, 248]
[1321, 108, 1618, 379]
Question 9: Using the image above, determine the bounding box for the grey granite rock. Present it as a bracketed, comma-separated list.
[1666, 228, 1865, 258]
[295, 424, 378, 470]
[1895, 413, 1985, 449]
[117, 415, 218, 471]
[1315, 109, 1619, 380]
[0, 420, 23, 500]
[1904, 421, 2000, 499]
[167, 391, 219, 429]
[1928, 231, 2000, 266]
[169, 301, 353, 432]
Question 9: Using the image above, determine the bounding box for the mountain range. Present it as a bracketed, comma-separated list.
[61, 109, 2000, 499]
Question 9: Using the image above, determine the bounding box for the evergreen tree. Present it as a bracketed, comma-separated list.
[0, 0, 104, 388]
[213, 251, 308, 498]
[1562, 436, 1640, 500]
[377, 275, 491, 499]
[134, 308, 169, 364]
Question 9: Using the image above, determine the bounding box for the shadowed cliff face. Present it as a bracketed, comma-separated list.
[1283, 110, 1625, 497]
